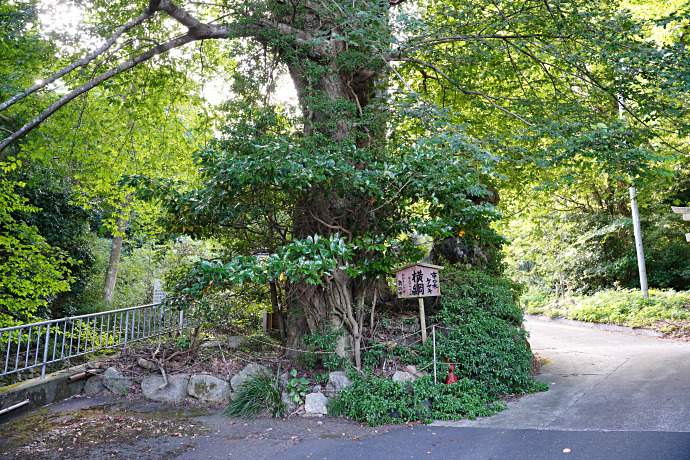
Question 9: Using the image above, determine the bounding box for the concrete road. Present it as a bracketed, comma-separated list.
[2, 317, 689, 459]
[433, 317, 690, 432]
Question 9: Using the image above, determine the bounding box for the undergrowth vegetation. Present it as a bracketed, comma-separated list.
[524, 288, 690, 329]
[329, 374, 507, 425]
[330, 265, 547, 425]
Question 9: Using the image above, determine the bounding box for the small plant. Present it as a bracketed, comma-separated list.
[362, 341, 385, 369]
[223, 371, 285, 419]
[175, 335, 192, 350]
[301, 326, 347, 370]
[312, 371, 330, 385]
[286, 369, 310, 404]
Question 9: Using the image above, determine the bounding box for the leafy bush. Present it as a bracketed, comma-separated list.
[329, 374, 506, 426]
[0, 162, 75, 327]
[432, 267, 543, 396]
[437, 267, 524, 326]
[533, 289, 690, 328]
[331, 265, 546, 425]
[223, 372, 285, 419]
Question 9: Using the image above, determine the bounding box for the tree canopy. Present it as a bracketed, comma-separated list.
[2, 0, 689, 363]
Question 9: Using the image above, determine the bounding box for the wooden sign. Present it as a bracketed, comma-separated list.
[393, 263, 443, 344]
[394, 263, 443, 298]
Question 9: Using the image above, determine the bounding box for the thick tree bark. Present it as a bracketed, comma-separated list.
[283, 53, 380, 366]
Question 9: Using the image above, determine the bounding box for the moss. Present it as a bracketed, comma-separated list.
[0, 381, 24, 394]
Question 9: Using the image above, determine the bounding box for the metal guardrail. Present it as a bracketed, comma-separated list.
[1, 303, 191, 380]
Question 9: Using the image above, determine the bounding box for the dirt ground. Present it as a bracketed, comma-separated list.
[0, 395, 406, 460]
[0, 336, 413, 459]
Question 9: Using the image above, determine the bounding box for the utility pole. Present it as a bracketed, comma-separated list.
[619, 95, 649, 298]
[629, 187, 648, 298]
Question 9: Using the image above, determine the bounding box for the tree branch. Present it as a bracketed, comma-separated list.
[0, 34, 197, 153]
[0, 9, 155, 114]
[418, 33, 569, 46]
[398, 57, 534, 126]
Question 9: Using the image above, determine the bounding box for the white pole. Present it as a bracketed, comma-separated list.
[619, 94, 648, 299]
[630, 187, 649, 298]
[432, 325, 437, 384]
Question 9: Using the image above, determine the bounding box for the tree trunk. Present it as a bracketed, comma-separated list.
[269, 281, 287, 343]
[102, 215, 128, 303]
[274, 7, 386, 366]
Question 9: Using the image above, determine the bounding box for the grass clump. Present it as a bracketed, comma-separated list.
[223, 372, 285, 419]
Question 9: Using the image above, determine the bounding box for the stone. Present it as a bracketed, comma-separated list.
[405, 365, 423, 378]
[230, 363, 270, 392]
[188, 374, 231, 402]
[312, 384, 322, 393]
[137, 358, 159, 371]
[279, 372, 290, 391]
[141, 374, 190, 403]
[281, 391, 298, 412]
[325, 371, 352, 397]
[200, 339, 224, 349]
[392, 371, 415, 383]
[304, 392, 328, 415]
[227, 336, 245, 349]
[84, 375, 105, 395]
[102, 367, 132, 395]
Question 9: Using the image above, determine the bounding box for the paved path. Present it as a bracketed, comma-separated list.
[2, 318, 689, 459]
[432, 317, 690, 432]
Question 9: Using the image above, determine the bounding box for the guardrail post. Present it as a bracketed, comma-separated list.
[131, 310, 137, 344]
[159, 303, 164, 337]
[123, 310, 130, 347]
[41, 323, 51, 379]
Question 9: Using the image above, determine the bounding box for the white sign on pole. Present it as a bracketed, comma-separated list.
[153, 279, 167, 305]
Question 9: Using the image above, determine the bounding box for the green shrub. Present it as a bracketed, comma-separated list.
[523, 288, 690, 329]
[438, 267, 524, 326]
[331, 265, 547, 425]
[571, 289, 690, 327]
[329, 374, 507, 426]
[430, 266, 544, 395]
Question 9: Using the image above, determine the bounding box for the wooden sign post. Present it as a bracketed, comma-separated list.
[393, 263, 443, 345]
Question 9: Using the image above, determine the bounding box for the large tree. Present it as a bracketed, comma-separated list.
[2, 0, 688, 362]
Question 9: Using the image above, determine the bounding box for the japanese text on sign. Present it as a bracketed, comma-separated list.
[394, 264, 442, 298]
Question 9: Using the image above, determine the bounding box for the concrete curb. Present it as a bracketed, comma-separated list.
[0, 364, 87, 423]
[525, 314, 666, 337]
